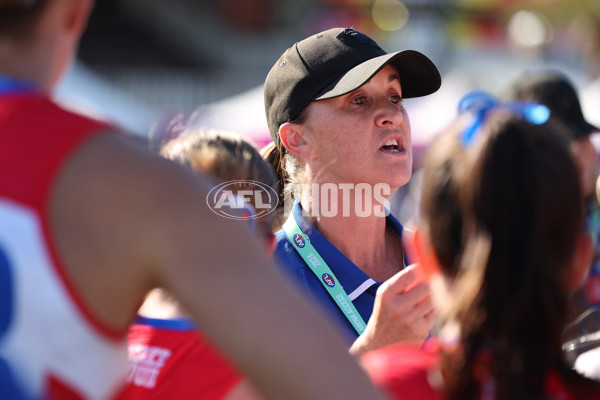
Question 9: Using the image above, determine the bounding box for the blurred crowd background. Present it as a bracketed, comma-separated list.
[55, 0, 600, 168]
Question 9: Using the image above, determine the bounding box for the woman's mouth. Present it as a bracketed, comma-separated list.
[380, 139, 404, 153]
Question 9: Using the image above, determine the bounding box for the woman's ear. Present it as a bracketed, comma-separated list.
[410, 226, 442, 280]
[279, 123, 313, 158]
[64, 0, 94, 35]
[568, 232, 594, 291]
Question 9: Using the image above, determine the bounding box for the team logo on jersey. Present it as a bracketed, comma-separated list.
[322, 273, 335, 287]
[293, 233, 305, 248]
[127, 345, 172, 389]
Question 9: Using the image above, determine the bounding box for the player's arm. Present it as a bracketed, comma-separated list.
[52, 132, 386, 400]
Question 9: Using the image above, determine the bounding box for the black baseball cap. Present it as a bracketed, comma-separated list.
[509, 71, 598, 140]
[264, 27, 442, 144]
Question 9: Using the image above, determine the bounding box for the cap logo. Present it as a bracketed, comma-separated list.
[337, 28, 380, 50]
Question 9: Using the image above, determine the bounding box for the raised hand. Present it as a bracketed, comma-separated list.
[350, 264, 436, 355]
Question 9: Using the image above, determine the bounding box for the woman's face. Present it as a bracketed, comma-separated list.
[300, 65, 412, 191]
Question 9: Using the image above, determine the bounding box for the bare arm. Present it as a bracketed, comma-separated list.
[223, 379, 264, 400]
[52, 133, 386, 400]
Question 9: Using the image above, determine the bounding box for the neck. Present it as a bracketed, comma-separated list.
[138, 288, 189, 320]
[0, 0, 74, 94]
[299, 183, 403, 281]
[0, 49, 49, 92]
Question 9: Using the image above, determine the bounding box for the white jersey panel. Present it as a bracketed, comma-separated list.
[0, 198, 128, 399]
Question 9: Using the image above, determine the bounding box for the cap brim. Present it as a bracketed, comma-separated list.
[314, 50, 441, 101]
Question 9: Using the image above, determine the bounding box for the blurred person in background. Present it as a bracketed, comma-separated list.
[123, 129, 275, 400]
[571, 173, 600, 382]
[507, 71, 599, 208]
[507, 71, 600, 352]
[362, 95, 600, 399]
[262, 26, 441, 355]
[0, 1, 388, 399]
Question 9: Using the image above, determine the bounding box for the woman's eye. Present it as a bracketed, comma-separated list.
[390, 95, 402, 104]
[352, 96, 366, 105]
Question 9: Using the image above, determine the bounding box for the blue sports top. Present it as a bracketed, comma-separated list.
[274, 201, 409, 343]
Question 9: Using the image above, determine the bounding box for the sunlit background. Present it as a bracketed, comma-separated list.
[56, 0, 600, 218]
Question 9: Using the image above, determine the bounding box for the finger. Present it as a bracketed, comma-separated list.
[413, 296, 434, 318]
[396, 292, 433, 322]
[403, 298, 435, 334]
[382, 264, 417, 293]
[423, 307, 438, 327]
[397, 282, 431, 306]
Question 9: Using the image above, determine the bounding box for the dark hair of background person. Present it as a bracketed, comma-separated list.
[419, 128, 464, 277]
[161, 129, 279, 236]
[420, 111, 600, 399]
[0, 0, 51, 37]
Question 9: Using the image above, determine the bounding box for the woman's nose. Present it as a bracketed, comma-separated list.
[374, 97, 404, 127]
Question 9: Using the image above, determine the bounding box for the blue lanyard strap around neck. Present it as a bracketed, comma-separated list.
[283, 215, 367, 335]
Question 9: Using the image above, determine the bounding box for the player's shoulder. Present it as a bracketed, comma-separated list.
[69, 131, 212, 196]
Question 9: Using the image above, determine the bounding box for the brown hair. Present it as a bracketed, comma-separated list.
[260, 140, 287, 231]
[420, 125, 465, 276]
[161, 129, 279, 236]
[0, 0, 50, 38]
[421, 111, 600, 399]
[260, 107, 310, 230]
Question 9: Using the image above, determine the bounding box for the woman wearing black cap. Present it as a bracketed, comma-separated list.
[508, 70, 599, 199]
[0, 2, 388, 399]
[263, 27, 442, 354]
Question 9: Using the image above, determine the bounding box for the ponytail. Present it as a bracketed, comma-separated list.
[260, 141, 290, 231]
[429, 112, 586, 399]
[260, 141, 287, 204]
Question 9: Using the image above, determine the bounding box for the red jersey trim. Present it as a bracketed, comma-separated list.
[0, 92, 127, 341]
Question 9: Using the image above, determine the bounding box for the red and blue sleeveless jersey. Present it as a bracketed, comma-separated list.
[362, 339, 600, 400]
[122, 316, 242, 400]
[0, 92, 129, 400]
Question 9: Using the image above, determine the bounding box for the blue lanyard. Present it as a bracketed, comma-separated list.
[283, 214, 367, 335]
